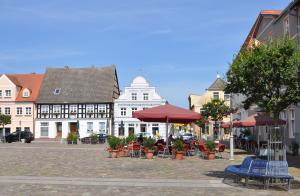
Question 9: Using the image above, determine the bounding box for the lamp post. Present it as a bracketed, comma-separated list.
[229, 93, 234, 161]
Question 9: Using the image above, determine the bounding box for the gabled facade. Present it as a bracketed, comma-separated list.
[189, 75, 230, 139]
[0, 74, 44, 136]
[35, 65, 120, 139]
[114, 76, 166, 138]
[233, 1, 300, 154]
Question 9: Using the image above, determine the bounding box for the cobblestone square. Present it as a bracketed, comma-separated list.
[0, 142, 299, 196]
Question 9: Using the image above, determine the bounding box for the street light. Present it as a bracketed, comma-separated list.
[227, 83, 234, 161]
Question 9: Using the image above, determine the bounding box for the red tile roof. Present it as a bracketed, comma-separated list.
[5, 74, 44, 102]
[243, 10, 282, 49]
[260, 10, 282, 15]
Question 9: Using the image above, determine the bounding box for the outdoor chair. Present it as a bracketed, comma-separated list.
[215, 144, 225, 159]
[157, 145, 170, 158]
[198, 144, 208, 159]
[128, 143, 141, 158]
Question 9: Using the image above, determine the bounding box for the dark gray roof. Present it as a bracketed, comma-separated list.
[207, 78, 226, 91]
[37, 65, 120, 104]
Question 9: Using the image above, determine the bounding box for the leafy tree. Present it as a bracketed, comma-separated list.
[225, 37, 300, 120]
[201, 99, 232, 138]
[0, 114, 11, 140]
[196, 116, 208, 134]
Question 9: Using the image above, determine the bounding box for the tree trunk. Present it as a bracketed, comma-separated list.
[273, 112, 281, 161]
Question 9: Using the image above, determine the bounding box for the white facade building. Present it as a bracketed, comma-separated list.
[114, 76, 166, 139]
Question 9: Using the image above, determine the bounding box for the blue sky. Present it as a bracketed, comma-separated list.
[0, 0, 291, 107]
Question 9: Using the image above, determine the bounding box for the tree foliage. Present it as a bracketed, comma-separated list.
[0, 114, 11, 128]
[201, 99, 232, 124]
[225, 37, 300, 118]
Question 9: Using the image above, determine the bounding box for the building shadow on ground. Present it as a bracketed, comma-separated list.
[205, 170, 300, 191]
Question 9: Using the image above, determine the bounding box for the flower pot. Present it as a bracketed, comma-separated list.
[175, 151, 184, 160]
[111, 150, 119, 158]
[146, 150, 154, 159]
[207, 152, 215, 160]
[123, 149, 129, 157]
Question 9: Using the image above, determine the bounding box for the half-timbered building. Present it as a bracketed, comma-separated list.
[35, 65, 120, 139]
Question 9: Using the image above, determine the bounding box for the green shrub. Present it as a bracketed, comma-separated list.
[205, 140, 215, 152]
[67, 132, 77, 142]
[143, 137, 156, 150]
[90, 133, 98, 143]
[126, 134, 136, 144]
[173, 139, 184, 151]
[107, 136, 120, 150]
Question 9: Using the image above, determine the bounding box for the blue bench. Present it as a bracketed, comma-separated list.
[224, 157, 294, 190]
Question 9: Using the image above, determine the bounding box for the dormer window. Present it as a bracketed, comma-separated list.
[23, 89, 30, 97]
[53, 88, 61, 95]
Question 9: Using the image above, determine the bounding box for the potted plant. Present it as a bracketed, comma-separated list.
[118, 138, 128, 157]
[107, 136, 120, 158]
[173, 139, 184, 160]
[126, 134, 136, 144]
[67, 132, 78, 144]
[90, 133, 98, 144]
[143, 137, 156, 159]
[205, 140, 216, 160]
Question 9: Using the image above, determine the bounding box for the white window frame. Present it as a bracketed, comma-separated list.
[70, 105, 77, 114]
[143, 93, 149, 101]
[289, 109, 295, 138]
[5, 90, 11, 97]
[40, 122, 49, 137]
[23, 90, 30, 97]
[86, 104, 94, 113]
[99, 122, 106, 133]
[224, 94, 230, 101]
[213, 92, 219, 99]
[131, 93, 137, 101]
[120, 108, 127, 116]
[5, 107, 10, 115]
[98, 104, 106, 113]
[41, 105, 49, 113]
[131, 107, 137, 115]
[16, 107, 22, 115]
[25, 107, 32, 115]
[53, 105, 61, 114]
[87, 122, 93, 133]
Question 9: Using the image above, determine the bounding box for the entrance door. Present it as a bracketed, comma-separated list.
[56, 122, 62, 138]
[140, 124, 146, 133]
[128, 127, 135, 135]
[69, 123, 77, 134]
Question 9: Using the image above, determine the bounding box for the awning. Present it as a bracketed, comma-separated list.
[132, 103, 201, 124]
[233, 113, 286, 127]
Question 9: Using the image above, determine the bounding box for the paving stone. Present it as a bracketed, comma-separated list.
[0, 142, 298, 195]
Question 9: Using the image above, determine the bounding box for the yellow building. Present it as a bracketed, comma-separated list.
[188, 75, 230, 139]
